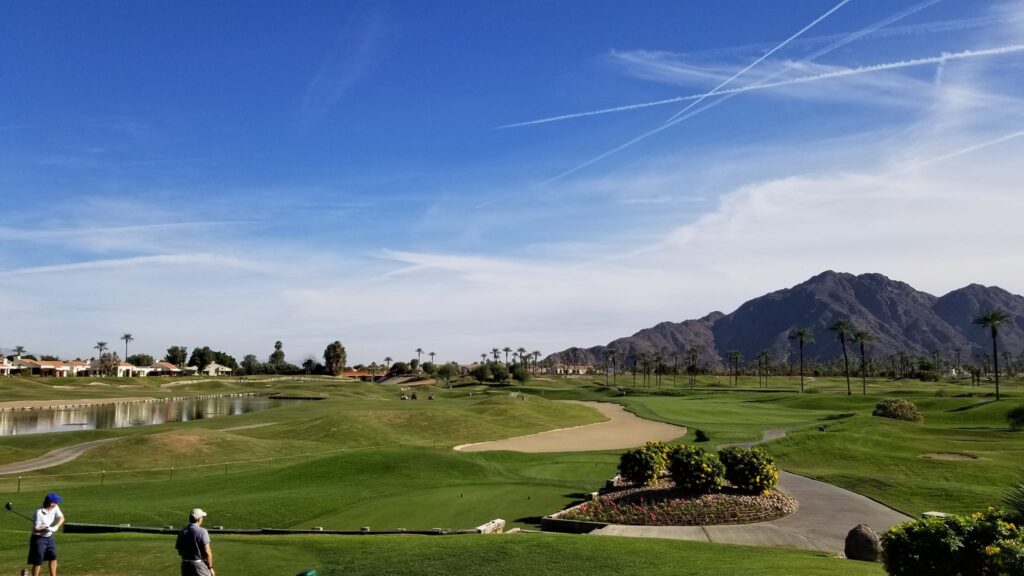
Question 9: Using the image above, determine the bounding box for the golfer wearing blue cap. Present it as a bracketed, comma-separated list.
[28, 492, 64, 576]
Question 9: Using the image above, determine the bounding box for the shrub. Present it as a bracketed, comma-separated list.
[668, 445, 724, 494]
[1008, 406, 1024, 431]
[718, 447, 779, 494]
[694, 429, 710, 442]
[1005, 468, 1024, 521]
[881, 508, 1024, 576]
[873, 398, 923, 422]
[618, 441, 671, 486]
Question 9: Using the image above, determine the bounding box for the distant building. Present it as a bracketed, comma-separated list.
[199, 362, 233, 376]
[149, 361, 183, 376]
[16, 359, 71, 377]
[0, 356, 15, 376]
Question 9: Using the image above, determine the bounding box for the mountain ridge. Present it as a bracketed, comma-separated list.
[547, 271, 1024, 369]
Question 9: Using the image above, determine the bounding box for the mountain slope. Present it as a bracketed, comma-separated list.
[547, 271, 1024, 368]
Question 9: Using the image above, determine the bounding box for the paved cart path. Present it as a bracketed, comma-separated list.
[0, 439, 117, 475]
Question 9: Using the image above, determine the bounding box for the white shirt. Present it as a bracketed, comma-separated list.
[33, 505, 63, 537]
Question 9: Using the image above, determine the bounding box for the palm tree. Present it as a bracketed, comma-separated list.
[492, 348, 500, 363]
[14, 345, 25, 358]
[516, 347, 527, 369]
[726, 351, 742, 387]
[94, 341, 108, 358]
[429, 351, 436, 366]
[384, 356, 393, 371]
[121, 333, 134, 360]
[608, 349, 617, 386]
[756, 350, 771, 388]
[789, 328, 814, 394]
[688, 345, 701, 389]
[851, 330, 874, 395]
[830, 319, 854, 395]
[654, 351, 664, 389]
[415, 348, 424, 366]
[501, 347, 511, 365]
[531, 351, 541, 374]
[480, 353, 487, 365]
[974, 309, 1010, 401]
[603, 349, 614, 386]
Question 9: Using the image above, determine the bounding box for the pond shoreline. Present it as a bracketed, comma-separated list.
[0, 392, 271, 412]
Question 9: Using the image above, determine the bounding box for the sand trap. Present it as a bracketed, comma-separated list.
[0, 397, 156, 410]
[454, 400, 686, 453]
[920, 452, 977, 461]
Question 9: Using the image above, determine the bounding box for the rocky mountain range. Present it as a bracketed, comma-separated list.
[547, 271, 1024, 369]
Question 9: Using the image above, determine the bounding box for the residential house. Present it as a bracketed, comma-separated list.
[149, 361, 183, 376]
[0, 356, 15, 376]
[17, 359, 71, 377]
[200, 362, 233, 376]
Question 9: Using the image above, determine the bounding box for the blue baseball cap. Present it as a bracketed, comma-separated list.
[44, 493, 62, 504]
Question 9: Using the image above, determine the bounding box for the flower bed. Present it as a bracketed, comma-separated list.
[557, 484, 797, 526]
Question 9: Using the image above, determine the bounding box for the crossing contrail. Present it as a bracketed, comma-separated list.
[664, 0, 854, 123]
[892, 130, 1024, 174]
[538, 43, 1024, 184]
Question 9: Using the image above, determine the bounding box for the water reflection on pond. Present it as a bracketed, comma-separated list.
[0, 396, 307, 436]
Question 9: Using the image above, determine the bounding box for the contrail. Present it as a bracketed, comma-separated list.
[500, 0, 944, 130]
[892, 130, 1024, 174]
[664, 0, 854, 123]
[539, 43, 1024, 184]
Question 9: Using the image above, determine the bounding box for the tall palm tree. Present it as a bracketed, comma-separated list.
[516, 347, 527, 368]
[384, 356, 393, 371]
[654, 351, 664, 389]
[607, 349, 617, 386]
[531, 351, 541, 374]
[830, 319, 854, 395]
[603, 349, 614, 386]
[429, 351, 436, 366]
[501, 347, 511, 365]
[14, 345, 26, 358]
[688, 345, 701, 390]
[94, 341, 108, 358]
[789, 328, 814, 394]
[415, 348, 424, 366]
[480, 353, 487, 365]
[727, 351, 742, 387]
[121, 333, 134, 360]
[492, 348, 500, 363]
[851, 330, 874, 395]
[974, 309, 1010, 401]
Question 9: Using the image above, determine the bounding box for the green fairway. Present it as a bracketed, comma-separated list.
[0, 530, 882, 576]
[1, 374, 1022, 574]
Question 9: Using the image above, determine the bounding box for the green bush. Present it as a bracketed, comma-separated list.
[1005, 468, 1024, 521]
[668, 445, 724, 494]
[873, 398, 923, 422]
[718, 447, 779, 494]
[1007, 406, 1024, 431]
[618, 441, 671, 486]
[881, 508, 1024, 576]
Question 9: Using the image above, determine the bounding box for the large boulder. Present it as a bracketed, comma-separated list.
[845, 523, 881, 562]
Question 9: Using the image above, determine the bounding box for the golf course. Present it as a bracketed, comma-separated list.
[1, 373, 1021, 575]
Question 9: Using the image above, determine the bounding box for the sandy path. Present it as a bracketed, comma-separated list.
[0, 439, 118, 475]
[0, 397, 156, 411]
[454, 401, 686, 453]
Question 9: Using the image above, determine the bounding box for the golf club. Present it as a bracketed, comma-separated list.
[4, 501, 35, 523]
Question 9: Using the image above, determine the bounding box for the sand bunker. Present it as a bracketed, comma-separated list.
[920, 452, 977, 461]
[454, 400, 686, 453]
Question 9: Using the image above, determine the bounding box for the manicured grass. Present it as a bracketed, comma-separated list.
[0, 531, 882, 576]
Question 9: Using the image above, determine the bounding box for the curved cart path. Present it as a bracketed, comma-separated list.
[592, 429, 911, 553]
[454, 401, 686, 453]
[0, 439, 117, 475]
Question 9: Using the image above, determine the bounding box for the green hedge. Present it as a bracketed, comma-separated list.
[618, 441, 671, 486]
[718, 447, 779, 495]
[873, 398, 923, 422]
[668, 445, 724, 494]
[881, 508, 1024, 575]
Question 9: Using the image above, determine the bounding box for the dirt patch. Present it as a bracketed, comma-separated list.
[920, 452, 977, 461]
[454, 400, 686, 453]
[145, 433, 211, 455]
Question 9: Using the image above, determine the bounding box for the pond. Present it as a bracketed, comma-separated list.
[0, 395, 312, 436]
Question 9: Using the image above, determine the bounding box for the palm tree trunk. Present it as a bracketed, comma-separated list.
[860, 343, 867, 395]
[841, 336, 851, 395]
[992, 328, 1001, 401]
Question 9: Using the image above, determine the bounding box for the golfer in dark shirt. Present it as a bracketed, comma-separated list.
[175, 508, 214, 576]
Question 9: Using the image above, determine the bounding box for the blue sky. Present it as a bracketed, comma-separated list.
[3, 1, 1024, 365]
